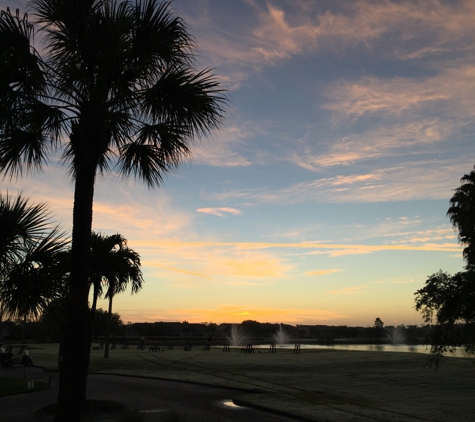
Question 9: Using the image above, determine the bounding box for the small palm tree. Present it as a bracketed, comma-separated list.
[89, 232, 142, 357]
[0, 2, 226, 419]
[104, 242, 142, 357]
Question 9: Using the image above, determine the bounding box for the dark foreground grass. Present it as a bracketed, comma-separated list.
[0, 376, 50, 396]
[117, 409, 224, 422]
[27, 344, 475, 421]
[36, 402, 225, 422]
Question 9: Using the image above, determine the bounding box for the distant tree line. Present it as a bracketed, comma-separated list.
[0, 308, 123, 343]
[90, 319, 431, 345]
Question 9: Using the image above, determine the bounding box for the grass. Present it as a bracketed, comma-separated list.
[116, 409, 224, 422]
[0, 376, 50, 396]
[20, 344, 475, 421]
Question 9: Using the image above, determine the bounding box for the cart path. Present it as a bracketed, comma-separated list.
[0, 366, 303, 422]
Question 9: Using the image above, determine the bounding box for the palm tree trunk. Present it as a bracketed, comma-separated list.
[54, 163, 96, 422]
[83, 280, 99, 385]
[104, 293, 114, 358]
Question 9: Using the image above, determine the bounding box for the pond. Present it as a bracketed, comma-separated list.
[251, 343, 470, 358]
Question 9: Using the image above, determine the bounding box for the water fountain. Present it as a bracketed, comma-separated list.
[386, 326, 405, 345]
[227, 324, 245, 346]
[273, 325, 289, 345]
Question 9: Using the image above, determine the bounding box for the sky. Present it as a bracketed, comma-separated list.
[1, 0, 474, 327]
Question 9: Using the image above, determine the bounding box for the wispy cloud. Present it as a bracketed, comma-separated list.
[196, 207, 242, 217]
[374, 275, 422, 285]
[293, 119, 455, 170]
[305, 269, 342, 276]
[140, 242, 293, 282]
[209, 161, 467, 204]
[192, 125, 252, 167]
[324, 66, 475, 118]
[136, 240, 459, 254]
[188, 0, 475, 87]
[148, 263, 214, 280]
[326, 285, 367, 295]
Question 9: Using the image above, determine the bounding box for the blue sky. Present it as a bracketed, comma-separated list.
[2, 0, 474, 326]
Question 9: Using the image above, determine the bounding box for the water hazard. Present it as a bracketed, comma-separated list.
[248, 343, 469, 358]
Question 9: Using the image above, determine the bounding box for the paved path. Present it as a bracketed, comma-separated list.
[1, 366, 302, 422]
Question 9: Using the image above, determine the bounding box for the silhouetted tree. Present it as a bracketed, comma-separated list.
[447, 166, 475, 267]
[415, 167, 475, 366]
[415, 269, 475, 366]
[91, 308, 123, 342]
[0, 2, 226, 420]
[101, 234, 142, 358]
[0, 194, 68, 342]
[372, 317, 384, 343]
[241, 320, 261, 338]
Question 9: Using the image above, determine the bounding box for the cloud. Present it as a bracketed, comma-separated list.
[138, 241, 293, 283]
[189, 0, 475, 89]
[374, 275, 422, 285]
[324, 66, 475, 118]
[306, 269, 342, 276]
[208, 159, 473, 204]
[147, 263, 214, 280]
[326, 285, 367, 295]
[293, 119, 455, 170]
[192, 125, 252, 167]
[196, 207, 242, 217]
[136, 240, 459, 254]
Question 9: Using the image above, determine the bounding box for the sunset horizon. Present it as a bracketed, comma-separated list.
[2, 0, 473, 330]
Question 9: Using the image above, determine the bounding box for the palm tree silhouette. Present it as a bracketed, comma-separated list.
[89, 232, 142, 358]
[447, 166, 475, 267]
[0, 194, 67, 341]
[0, 2, 226, 420]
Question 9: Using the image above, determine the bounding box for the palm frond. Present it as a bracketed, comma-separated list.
[0, 197, 68, 321]
[0, 8, 65, 176]
[0, 193, 52, 269]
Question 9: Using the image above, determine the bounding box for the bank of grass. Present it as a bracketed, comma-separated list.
[30, 344, 475, 421]
[0, 376, 50, 396]
[117, 409, 224, 422]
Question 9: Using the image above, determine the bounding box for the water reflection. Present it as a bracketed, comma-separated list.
[216, 399, 247, 409]
[251, 343, 468, 358]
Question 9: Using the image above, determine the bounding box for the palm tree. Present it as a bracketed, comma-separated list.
[89, 232, 142, 358]
[0, 193, 68, 341]
[0, 2, 226, 420]
[102, 237, 142, 358]
[89, 233, 125, 320]
[447, 166, 475, 267]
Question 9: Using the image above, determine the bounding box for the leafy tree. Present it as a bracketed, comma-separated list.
[241, 320, 262, 338]
[91, 308, 123, 342]
[447, 166, 475, 266]
[370, 317, 384, 343]
[415, 270, 475, 367]
[203, 322, 217, 336]
[40, 297, 68, 343]
[0, 1, 226, 420]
